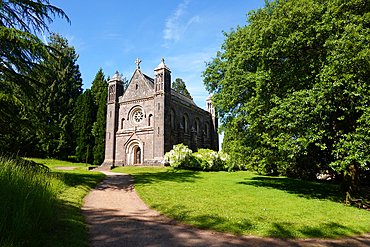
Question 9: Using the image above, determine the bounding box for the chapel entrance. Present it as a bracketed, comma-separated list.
[135, 147, 141, 164]
[126, 140, 142, 165]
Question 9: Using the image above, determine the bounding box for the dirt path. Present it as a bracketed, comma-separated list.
[82, 171, 370, 247]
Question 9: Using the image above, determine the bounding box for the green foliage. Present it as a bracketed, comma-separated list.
[26, 33, 83, 159]
[0, 0, 69, 156]
[193, 149, 228, 171]
[164, 143, 193, 167]
[0, 156, 57, 246]
[203, 0, 370, 190]
[164, 144, 229, 171]
[113, 166, 370, 239]
[92, 87, 108, 165]
[172, 78, 192, 99]
[74, 89, 95, 164]
[91, 68, 107, 106]
[90, 68, 108, 165]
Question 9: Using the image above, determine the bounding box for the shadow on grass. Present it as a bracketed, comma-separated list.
[42, 170, 106, 247]
[82, 207, 370, 246]
[118, 169, 203, 186]
[82, 207, 259, 247]
[238, 176, 343, 202]
[152, 203, 253, 236]
[266, 221, 366, 239]
[151, 204, 367, 239]
[54, 170, 106, 189]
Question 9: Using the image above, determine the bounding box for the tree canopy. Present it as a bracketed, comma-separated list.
[0, 0, 69, 156]
[74, 89, 95, 164]
[28, 33, 83, 158]
[0, 0, 69, 98]
[203, 0, 370, 192]
[172, 78, 192, 99]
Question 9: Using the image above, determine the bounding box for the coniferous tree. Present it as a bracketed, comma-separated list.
[0, 0, 69, 155]
[28, 33, 83, 159]
[172, 78, 192, 99]
[90, 68, 108, 165]
[92, 88, 108, 165]
[91, 68, 107, 107]
[74, 90, 95, 164]
[90, 71, 128, 165]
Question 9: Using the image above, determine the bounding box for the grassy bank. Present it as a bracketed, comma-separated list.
[0, 157, 105, 246]
[112, 166, 370, 239]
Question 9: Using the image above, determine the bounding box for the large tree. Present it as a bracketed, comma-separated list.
[74, 90, 95, 164]
[91, 68, 107, 106]
[0, 0, 69, 155]
[203, 0, 370, 192]
[92, 87, 108, 165]
[27, 33, 83, 158]
[90, 68, 108, 165]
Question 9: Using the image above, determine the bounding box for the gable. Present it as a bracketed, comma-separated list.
[120, 69, 154, 102]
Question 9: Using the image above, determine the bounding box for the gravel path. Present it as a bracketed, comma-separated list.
[82, 171, 370, 247]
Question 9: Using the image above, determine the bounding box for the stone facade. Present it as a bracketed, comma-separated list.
[101, 59, 218, 168]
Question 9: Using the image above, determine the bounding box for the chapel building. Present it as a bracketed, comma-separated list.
[101, 58, 218, 167]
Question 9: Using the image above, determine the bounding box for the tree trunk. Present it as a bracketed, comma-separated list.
[341, 162, 361, 194]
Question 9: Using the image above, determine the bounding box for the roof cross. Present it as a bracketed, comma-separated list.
[135, 58, 141, 69]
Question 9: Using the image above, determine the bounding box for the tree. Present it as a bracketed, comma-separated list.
[28, 33, 83, 159]
[203, 0, 370, 192]
[92, 88, 108, 165]
[90, 68, 107, 165]
[0, 0, 69, 155]
[74, 90, 95, 164]
[91, 68, 107, 106]
[90, 71, 128, 165]
[172, 78, 192, 99]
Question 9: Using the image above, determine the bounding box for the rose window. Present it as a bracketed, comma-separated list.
[133, 110, 143, 123]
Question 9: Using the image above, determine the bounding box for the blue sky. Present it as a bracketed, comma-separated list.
[47, 0, 265, 148]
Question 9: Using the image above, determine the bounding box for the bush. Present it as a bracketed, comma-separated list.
[194, 149, 228, 171]
[163, 143, 193, 167]
[164, 144, 231, 171]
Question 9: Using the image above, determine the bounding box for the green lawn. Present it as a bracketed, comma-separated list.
[28, 157, 98, 169]
[112, 166, 370, 239]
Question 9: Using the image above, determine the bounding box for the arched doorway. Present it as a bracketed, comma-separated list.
[135, 147, 141, 164]
[126, 140, 143, 165]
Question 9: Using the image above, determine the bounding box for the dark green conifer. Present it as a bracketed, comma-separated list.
[74, 90, 95, 164]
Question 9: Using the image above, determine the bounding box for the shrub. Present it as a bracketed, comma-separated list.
[164, 144, 231, 171]
[164, 143, 193, 167]
[194, 149, 228, 171]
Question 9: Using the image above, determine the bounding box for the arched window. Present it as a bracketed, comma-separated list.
[148, 114, 153, 126]
[206, 122, 210, 138]
[195, 118, 200, 135]
[171, 109, 175, 129]
[182, 114, 188, 133]
[121, 118, 125, 129]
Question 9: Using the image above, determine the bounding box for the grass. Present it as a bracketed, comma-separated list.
[0, 157, 56, 246]
[1, 157, 105, 247]
[27, 157, 99, 169]
[112, 166, 370, 239]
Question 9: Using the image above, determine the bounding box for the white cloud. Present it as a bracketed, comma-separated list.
[163, 0, 199, 43]
[166, 49, 217, 72]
